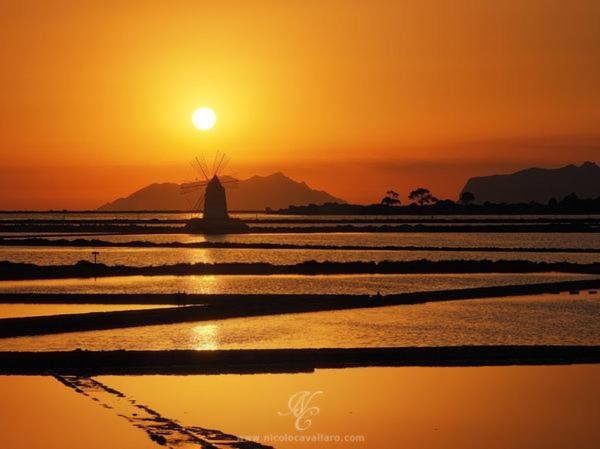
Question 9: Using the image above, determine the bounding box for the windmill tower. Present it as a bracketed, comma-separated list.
[203, 175, 229, 220]
[180, 153, 248, 234]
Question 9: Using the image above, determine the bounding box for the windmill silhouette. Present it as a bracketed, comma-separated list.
[180, 153, 238, 219]
[180, 152, 249, 234]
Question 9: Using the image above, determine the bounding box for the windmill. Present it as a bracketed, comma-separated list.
[180, 152, 238, 219]
[180, 153, 249, 234]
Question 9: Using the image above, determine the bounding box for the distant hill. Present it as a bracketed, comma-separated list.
[461, 161, 600, 204]
[97, 172, 345, 211]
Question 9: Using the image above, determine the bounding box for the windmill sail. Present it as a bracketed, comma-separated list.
[180, 152, 248, 234]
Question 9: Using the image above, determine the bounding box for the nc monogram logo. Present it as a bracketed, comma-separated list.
[277, 390, 324, 431]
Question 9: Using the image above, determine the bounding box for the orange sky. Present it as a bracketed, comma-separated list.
[1, 0, 600, 209]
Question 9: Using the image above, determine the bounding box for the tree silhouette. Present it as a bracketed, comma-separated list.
[409, 188, 437, 206]
[460, 191, 475, 205]
[381, 190, 400, 206]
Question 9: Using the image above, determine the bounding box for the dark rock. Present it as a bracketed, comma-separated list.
[461, 161, 600, 203]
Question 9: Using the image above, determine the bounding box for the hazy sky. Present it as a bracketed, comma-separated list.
[1, 0, 600, 208]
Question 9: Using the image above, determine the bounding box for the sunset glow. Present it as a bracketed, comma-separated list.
[1, 1, 599, 209]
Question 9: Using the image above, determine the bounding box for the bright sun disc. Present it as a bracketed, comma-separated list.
[192, 107, 217, 131]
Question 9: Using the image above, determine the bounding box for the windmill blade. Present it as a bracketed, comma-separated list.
[221, 157, 231, 173]
[181, 187, 206, 196]
[219, 156, 230, 175]
[181, 181, 207, 188]
[183, 188, 200, 212]
[181, 188, 203, 195]
[215, 153, 226, 176]
[201, 154, 210, 178]
[193, 191, 205, 212]
[180, 181, 207, 193]
[211, 151, 220, 177]
[192, 195, 201, 212]
[194, 157, 210, 181]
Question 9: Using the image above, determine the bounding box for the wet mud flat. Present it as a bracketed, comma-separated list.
[2, 346, 599, 375]
[1, 278, 600, 337]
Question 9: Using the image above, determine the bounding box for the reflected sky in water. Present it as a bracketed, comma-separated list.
[191, 324, 219, 350]
[0, 303, 170, 319]
[100, 364, 600, 449]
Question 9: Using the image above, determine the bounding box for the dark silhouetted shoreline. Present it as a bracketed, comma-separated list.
[3, 237, 600, 254]
[2, 259, 600, 281]
[5, 222, 600, 234]
[270, 192, 600, 215]
[1, 346, 598, 375]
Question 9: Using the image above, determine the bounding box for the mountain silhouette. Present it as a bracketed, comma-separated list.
[97, 172, 345, 211]
[461, 161, 600, 204]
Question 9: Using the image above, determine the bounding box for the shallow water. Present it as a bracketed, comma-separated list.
[101, 364, 600, 449]
[0, 376, 156, 449]
[0, 303, 171, 319]
[3, 292, 598, 351]
[0, 272, 590, 295]
[3, 214, 599, 449]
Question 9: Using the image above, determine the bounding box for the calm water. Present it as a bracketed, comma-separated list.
[2, 292, 598, 351]
[3, 365, 599, 449]
[0, 376, 156, 449]
[0, 303, 170, 319]
[101, 365, 600, 449]
[2, 216, 599, 365]
[2, 246, 600, 266]
[0, 273, 590, 295]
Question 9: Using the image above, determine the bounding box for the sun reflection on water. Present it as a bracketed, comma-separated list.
[181, 274, 220, 294]
[191, 324, 219, 350]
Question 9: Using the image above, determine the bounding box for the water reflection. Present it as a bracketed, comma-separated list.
[101, 365, 600, 449]
[187, 247, 219, 265]
[0, 376, 157, 449]
[0, 303, 170, 319]
[191, 324, 219, 350]
[3, 293, 598, 352]
[184, 275, 221, 295]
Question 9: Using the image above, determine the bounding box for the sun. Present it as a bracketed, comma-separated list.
[192, 107, 217, 131]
